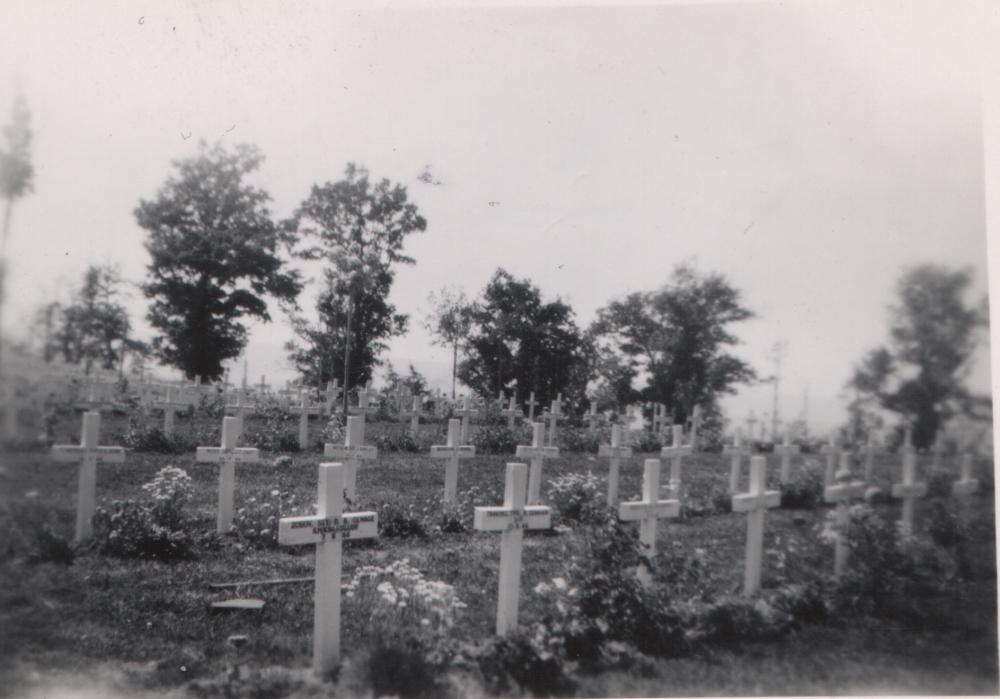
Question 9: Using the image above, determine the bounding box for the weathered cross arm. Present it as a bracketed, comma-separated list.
[430, 445, 476, 458]
[618, 499, 680, 521]
[732, 491, 781, 512]
[515, 445, 559, 459]
[196, 446, 261, 463]
[323, 445, 378, 460]
[52, 445, 125, 463]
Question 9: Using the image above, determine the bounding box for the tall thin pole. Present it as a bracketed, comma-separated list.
[341, 291, 353, 419]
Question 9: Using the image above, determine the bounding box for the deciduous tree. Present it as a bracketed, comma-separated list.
[136, 142, 300, 380]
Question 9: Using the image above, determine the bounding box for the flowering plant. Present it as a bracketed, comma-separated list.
[231, 488, 300, 548]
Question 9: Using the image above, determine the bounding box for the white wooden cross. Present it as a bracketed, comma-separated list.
[155, 386, 188, 435]
[323, 380, 342, 417]
[51, 411, 126, 542]
[823, 453, 866, 580]
[891, 443, 927, 534]
[196, 417, 261, 533]
[659, 424, 691, 496]
[546, 394, 563, 447]
[349, 387, 378, 419]
[454, 394, 479, 444]
[732, 455, 781, 595]
[473, 462, 552, 635]
[524, 392, 539, 421]
[820, 435, 840, 487]
[774, 427, 800, 484]
[323, 415, 377, 501]
[278, 463, 378, 676]
[256, 375, 270, 395]
[430, 418, 476, 502]
[598, 423, 632, 505]
[500, 395, 520, 429]
[224, 390, 255, 443]
[515, 422, 560, 504]
[745, 411, 758, 440]
[724, 429, 750, 494]
[585, 401, 601, 431]
[290, 393, 322, 451]
[400, 395, 425, 434]
[618, 458, 681, 586]
[952, 453, 979, 497]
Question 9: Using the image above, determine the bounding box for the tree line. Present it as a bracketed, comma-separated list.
[11, 125, 989, 448]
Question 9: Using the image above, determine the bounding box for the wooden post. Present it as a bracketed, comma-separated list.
[278, 463, 378, 676]
[196, 417, 261, 533]
[51, 411, 126, 542]
[473, 463, 552, 635]
[515, 422, 559, 504]
[732, 455, 780, 595]
[290, 394, 322, 450]
[618, 458, 681, 586]
[598, 424, 632, 505]
[820, 436, 839, 487]
[400, 396, 425, 434]
[524, 392, 539, 421]
[430, 419, 476, 502]
[500, 395, 520, 429]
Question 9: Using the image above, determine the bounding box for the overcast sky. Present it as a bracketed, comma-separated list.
[0, 1, 990, 434]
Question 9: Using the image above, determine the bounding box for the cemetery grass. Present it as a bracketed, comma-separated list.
[0, 414, 997, 697]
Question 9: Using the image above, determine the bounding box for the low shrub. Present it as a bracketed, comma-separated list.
[546, 473, 607, 527]
[243, 405, 299, 452]
[628, 430, 665, 454]
[471, 424, 522, 454]
[691, 596, 793, 644]
[925, 471, 953, 498]
[780, 462, 824, 510]
[0, 498, 75, 565]
[435, 486, 499, 534]
[231, 488, 301, 549]
[557, 427, 603, 454]
[376, 498, 430, 539]
[120, 416, 193, 453]
[472, 631, 576, 698]
[92, 466, 196, 560]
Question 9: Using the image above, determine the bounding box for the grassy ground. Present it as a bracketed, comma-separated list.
[0, 411, 997, 697]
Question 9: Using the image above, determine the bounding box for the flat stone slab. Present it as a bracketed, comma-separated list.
[210, 598, 265, 612]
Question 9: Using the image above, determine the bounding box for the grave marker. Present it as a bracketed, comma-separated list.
[585, 401, 601, 431]
[323, 380, 342, 416]
[500, 395, 520, 429]
[524, 392, 539, 421]
[196, 417, 261, 533]
[689, 405, 703, 448]
[75, 380, 115, 413]
[930, 430, 947, 473]
[430, 418, 476, 502]
[224, 390, 255, 443]
[860, 437, 881, 485]
[400, 396, 425, 434]
[724, 429, 750, 494]
[278, 463, 378, 675]
[454, 395, 479, 445]
[51, 411, 126, 542]
[732, 455, 780, 595]
[820, 436, 839, 487]
[473, 462, 551, 635]
[598, 424, 632, 505]
[824, 453, 865, 579]
[618, 458, 681, 586]
[323, 415, 377, 501]
[155, 386, 188, 436]
[290, 394, 322, 451]
[545, 395, 563, 447]
[891, 442, 927, 534]
[659, 424, 691, 496]
[774, 427, 800, 484]
[515, 422, 559, 503]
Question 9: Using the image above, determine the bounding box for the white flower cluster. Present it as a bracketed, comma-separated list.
[141, 466, 193, 505]
[343, 558, 467, 634]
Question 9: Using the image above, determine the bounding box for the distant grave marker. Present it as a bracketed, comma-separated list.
[474, 462, 551, 635]
[430, 418, 476, 502]
[290, 393, 322, 450]
[196, 417, 261, 533]
[515, 422, 559, 504]
[659, 424, 691, 496]
[500, 395, 520, 429]
[524, 392, 539, 421]
[400, 396, 425, 434]
[323, 415, 377, 501]
[724, 429, 750, 494]
[278, 463, 378, 675]
[51, 411, 126, 542]
[599, 424, 632, 505]
[454, 395, 479, 444]
[585, 401, 601, 431]
[154, 386, 188, 436]
[824, 453, 865, 579]
[952, 452, 979, 497]
[891, 441, 927, 534]
[774, 427, 800, 484]
[546, 395, 563, 446]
